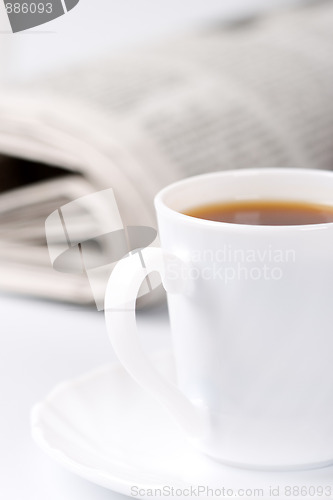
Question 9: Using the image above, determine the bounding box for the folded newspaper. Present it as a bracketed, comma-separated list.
[0, 1, 333, 305]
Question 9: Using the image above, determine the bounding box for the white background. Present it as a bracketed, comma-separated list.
[0, 0, 306, 81]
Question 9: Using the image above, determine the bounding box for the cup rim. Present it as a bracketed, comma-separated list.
[154, 168, 333, 231]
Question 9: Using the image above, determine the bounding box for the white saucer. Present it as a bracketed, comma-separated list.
[31, 352, 333, 499]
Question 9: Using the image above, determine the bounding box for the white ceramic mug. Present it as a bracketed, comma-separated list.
[105, 168, 333, 470]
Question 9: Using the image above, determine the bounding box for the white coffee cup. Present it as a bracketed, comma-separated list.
[105, 168, 333, 470]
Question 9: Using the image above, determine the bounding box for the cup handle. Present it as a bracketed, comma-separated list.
[104, 247, 207, 439]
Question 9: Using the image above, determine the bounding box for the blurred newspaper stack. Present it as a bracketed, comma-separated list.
[0, 1, 332, 304]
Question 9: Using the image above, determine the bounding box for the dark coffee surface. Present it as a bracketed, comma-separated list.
[184, 200, 333, 226]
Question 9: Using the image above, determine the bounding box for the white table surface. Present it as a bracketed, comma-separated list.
[0, 292, 172, 499]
